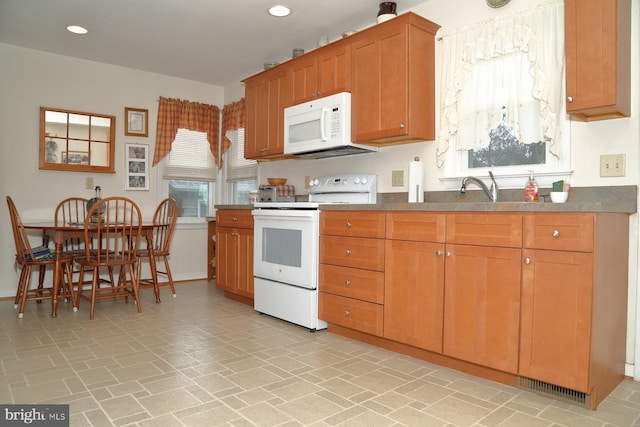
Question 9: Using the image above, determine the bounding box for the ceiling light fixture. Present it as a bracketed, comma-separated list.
[268, 5, 291, 17]
[66, 25, 88, 35]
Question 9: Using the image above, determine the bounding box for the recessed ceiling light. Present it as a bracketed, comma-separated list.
[66, 25, 88, 35]
[269, 5, 291, 17]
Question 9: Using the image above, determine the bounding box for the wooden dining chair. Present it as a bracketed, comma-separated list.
[74, 196, 143, 320]
[55, 197, 114, 291]
[6, 196, 75, 318]
[138, 197, 178, 302]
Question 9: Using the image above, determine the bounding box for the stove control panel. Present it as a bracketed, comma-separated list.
[308, 173, 376, 192]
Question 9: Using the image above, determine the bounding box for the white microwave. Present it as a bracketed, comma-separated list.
[283, 92, 378, 159]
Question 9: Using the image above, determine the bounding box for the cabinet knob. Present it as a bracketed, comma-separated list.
[232, 217, 238, 221]
[445, 251, 452, 257]
[552, 230, 560, 238]
[346, 222, 352, 228]
[344, 310, 350, 316]
[524, 257, 531, 265]
[344, 279, 351, 286]
[435, 250, 442, 256]
[345, 249, 352, 255]
[399, 123, 405, 129]
[567, 96, 573, 103]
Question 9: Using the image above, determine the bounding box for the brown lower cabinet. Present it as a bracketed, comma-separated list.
[319, 210, 629, 410]
[215, 210, 254, 305]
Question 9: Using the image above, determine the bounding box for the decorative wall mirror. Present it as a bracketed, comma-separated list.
[39, 107, 116, 173]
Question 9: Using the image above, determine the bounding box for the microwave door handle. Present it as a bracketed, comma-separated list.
[320, 107, 329, 141]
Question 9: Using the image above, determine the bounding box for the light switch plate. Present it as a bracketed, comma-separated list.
[85, 177, 94, 189]
[392, 170, 404, 187]
[600, 154, 625, 177]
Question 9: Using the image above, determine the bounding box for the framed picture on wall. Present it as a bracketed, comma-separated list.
[124, 107, 148, 137]
[125, 143, 149, 191]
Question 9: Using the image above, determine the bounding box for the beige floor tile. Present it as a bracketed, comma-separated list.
[423, 395, 494, 426]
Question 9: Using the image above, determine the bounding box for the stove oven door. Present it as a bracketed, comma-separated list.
[252, 209, 319, 289]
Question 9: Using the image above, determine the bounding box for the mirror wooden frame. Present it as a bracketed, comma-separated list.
[39, 107, 116, 173]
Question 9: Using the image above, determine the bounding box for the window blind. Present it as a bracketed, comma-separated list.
[163, 128, 217, 181]
[226, 128, 257, 181]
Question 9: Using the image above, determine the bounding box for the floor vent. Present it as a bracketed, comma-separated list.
[517, 376, 590, 408]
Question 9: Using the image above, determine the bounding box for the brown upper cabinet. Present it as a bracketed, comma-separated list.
[350, 13, 440, 144]
[242, 12, 440, 160]
[564, 0, 631, 121]
[40, 107, 116, 173]
[243, 67, 292, 159]
[291, 42, 351, 105]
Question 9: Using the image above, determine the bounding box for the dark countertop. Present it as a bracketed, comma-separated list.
[216, 185, 638, 214]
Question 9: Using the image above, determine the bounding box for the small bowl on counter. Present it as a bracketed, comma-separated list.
[267, 178, 287, 185]
[550, 192, 569, 203]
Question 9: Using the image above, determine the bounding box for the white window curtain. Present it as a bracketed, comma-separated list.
[226, 128, 257, 181]
[163, 128, 217, 181]
[436, 0, 565, 167]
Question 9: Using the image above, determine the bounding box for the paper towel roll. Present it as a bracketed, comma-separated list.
[408, 156, 424, 203]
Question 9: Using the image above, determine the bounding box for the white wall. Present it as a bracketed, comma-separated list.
[258, 0, 640, 377]
[0, 43, 225, 300]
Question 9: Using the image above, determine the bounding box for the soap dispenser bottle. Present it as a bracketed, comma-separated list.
[524, 171, 539, 202]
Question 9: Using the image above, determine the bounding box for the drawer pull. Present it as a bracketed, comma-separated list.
[524, 257, 531, 265]
[345, 249, 351, 255]
[346, 222, 352, 228]
[435, 250, 442, 256]
[232, 217, 238, 221]
[344, 280, 351, 286]
[344, 310, 350, 316]
[552, 230, 560, 238]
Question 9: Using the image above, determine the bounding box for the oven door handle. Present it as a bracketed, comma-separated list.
[252, 209, 318, 219]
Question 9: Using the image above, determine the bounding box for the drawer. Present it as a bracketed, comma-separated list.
[319, 264, 384, 304]
[446, 213, 522, 248]
[386, 212, 446, 242]
[320, 211, 385, 238]
[524, 213, 594, 252]
[217, 210, 254, 229]
[320, 235, 385, 271]
[319, 292, 383, 336]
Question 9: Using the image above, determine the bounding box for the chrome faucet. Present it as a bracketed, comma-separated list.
[460, 171, 499, 202]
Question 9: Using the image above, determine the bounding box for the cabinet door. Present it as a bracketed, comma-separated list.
[207, 221, 216, 281]
[291, 55, 318, 104]
[519, 249, 593, 392]
[384, 239, 445, 352]
[317, 44, 350, 99]
[350, 15, 438, 144]
[443, 244, 521, 373]
[245, 69, 291, 159]
[351, 23, 409, 142]
[236, 228, 254, 298]
[215, 227, 236, 292]
[291, 44, 351, 105]
[564, 0, 631, 120]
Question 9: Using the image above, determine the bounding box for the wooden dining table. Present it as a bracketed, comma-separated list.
[22, 221, 161, 317]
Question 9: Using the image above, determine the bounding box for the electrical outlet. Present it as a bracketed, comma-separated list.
[392, 170, 404, 187]
[85, 177, 94, 189]
[600, 154, 626, 177]
[304, 176, 310, 189]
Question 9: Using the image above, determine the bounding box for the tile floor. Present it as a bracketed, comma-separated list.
[1, 280, 639, 427]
